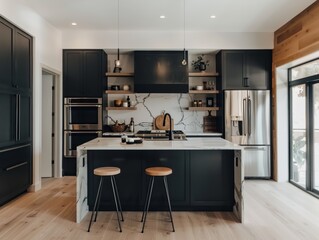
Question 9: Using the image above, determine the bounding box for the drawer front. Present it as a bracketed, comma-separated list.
[0, 144, 31, 205]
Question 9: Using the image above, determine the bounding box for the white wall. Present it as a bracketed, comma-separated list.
[62, 29, 273, 50]
[0, 0, 62, 191]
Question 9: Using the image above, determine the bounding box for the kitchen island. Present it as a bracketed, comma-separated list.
[76, 137, 244, 223]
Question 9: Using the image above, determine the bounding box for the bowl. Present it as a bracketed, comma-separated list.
[114, 99, 122, 107]
[196, 85, 204, 91]
[110, 123, 127, 132]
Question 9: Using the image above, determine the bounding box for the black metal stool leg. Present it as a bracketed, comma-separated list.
[88, 176, 103, 232]
[163, 176, 175, 232]
[111, 176, 122, 232]
[112, 176, 124, 221]
[141, 176, 154, 233]
[141, 176, 153, 222]
[94, 177, 104, 222]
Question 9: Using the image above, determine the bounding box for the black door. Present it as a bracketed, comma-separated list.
[84, 51, 103, 97]
[0, 90, 16, 148]
[19, 93, 32, 143]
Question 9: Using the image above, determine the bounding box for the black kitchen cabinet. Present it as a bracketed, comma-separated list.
[0, 16, 32, 206]
[190, 151, 234, 209]
[0, 144, 32, 205]
[87, 150, 234, 211]
[217, 50, 272, 90]
[0, 18, 32, 91]
[63, 50, 107, 97]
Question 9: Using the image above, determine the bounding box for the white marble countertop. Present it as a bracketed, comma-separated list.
[185, 132, 222, 137]
[77, 137, 241, 151]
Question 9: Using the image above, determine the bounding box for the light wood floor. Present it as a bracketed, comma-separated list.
[0, 177, 319, 240]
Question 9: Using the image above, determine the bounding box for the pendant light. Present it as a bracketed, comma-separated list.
[113, 0, 122, 72]
[181, 0, 187, 65]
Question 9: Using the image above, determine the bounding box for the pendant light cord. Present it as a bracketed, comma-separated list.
[117, 0, 120, 60]
[183, 0, 185, 50]
[182, 0, 187, 65]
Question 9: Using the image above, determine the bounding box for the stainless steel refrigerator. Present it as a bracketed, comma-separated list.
[224, 90, 271, 178]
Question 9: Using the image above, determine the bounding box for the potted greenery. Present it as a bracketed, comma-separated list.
[191, 55, 209, 72]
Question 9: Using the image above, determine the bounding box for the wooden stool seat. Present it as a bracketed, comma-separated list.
[145, 167, 172, 176]
[94, 167, 121, 176]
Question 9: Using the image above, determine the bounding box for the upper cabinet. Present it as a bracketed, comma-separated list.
[216, 50, 272, 90]
[0, 19, 32, 92]
[63, 50, 107, 97]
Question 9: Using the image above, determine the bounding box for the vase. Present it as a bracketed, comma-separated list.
[199, 62, 206, 72]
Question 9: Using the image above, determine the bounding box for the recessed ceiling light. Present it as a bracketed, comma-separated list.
[71, 22, 77, 26]
[160, 15, 166, 19]
[210, 15, 216, 19]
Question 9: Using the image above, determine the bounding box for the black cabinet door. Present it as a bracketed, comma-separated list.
[88, 150, 142, 210]
[0, 19, 14, 90]
[0, 91, 16, 148]
[63, 50, 106, 97]
[0, 144, 31, 205]
[142, 151, 189, 208]
[63, 51, 84, 97]
[190, 150, 234, 209]
[14, 30, 32, 91]
[219, 50, 272, 90]
[245, 51, 271, 89]
[222, 51, 245, 90]
[83, 51, 103, 97]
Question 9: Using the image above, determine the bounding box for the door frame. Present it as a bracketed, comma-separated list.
[41, 65, 62, 178]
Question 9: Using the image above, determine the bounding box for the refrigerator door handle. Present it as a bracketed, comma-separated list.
[243, 98, 247, 136]
[248, 98, 251, 136]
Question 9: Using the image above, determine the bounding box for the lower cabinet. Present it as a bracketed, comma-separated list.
[87, 150, 234, 211]
[0, 144, 32, 205]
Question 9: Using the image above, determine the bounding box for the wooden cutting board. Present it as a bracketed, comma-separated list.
[154, 112, 174, 130]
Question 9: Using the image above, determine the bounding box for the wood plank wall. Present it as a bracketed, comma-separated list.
[272, 1, 319, 180]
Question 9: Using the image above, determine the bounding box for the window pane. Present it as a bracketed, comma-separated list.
[314, 83, 319, 191]
[291, 84, 306, 187]
[291, 59, 319, 81]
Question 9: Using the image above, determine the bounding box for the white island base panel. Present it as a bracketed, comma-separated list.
[76, 137, 244, 223]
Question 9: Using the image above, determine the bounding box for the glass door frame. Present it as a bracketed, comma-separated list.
[288, 69, 319, 196]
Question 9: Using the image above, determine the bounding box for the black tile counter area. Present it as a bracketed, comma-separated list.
[76, 138, 243, 223]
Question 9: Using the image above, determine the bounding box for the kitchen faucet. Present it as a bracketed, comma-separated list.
[163, 113, 173, 140]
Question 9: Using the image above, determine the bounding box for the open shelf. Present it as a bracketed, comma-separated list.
[106, 72, 134, 77]
[189, 72, 219, 77]
[106, 107, 137, 110]
[188, 90, 219, 94]
[105, 90, 134, 94]
[186, 107, 219, 111]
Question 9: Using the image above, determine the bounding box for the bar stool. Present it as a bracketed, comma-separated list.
[141, 167, 175, 233]
[87, 167, 124, 232]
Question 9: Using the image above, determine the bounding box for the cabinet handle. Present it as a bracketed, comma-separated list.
[18, 94, 21, 141]
[0, 144, 31, 153]
[15, 94, 19, 141]
[6, 161, 28, 171]
[82, 157, 85, 167]
[243, 77, 249, 87]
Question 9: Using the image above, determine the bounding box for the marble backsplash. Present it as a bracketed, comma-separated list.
[106, 93, 217, 132]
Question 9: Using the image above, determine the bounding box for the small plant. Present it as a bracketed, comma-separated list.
[191, 55, 209, 71]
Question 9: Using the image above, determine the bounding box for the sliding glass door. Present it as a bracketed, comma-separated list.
[289, 59, 319, 195]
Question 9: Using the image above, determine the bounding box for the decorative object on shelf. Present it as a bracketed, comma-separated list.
[198, 100, 203, 107]
[181, 0, 187, 65]
[196, 85, 203, 91]
[129, 117, 135, 132]
[111, 85, 120, 90]
[110, 120, 127, 132]
[193, 100, 198, 107]
[113, 0, 122, 73]
[206, 97, 214, 107]
[206, 80, 215, 90]
[123, 84, 130, 91]
[114, 99, 122, 107]
[191, 55, 209, 72]
[127, 95, 131, 107]
[122, 101, 128, 107]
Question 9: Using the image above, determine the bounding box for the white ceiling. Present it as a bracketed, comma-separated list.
[21, 0, 315, 32]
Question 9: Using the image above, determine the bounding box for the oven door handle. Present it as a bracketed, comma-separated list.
[64, 131, 102, 134]
[64, 105, 102, 108]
